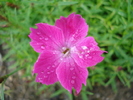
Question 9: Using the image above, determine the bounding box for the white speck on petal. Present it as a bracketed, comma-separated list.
[52, 51, 56, 54]
[44, 76, 48, 78]
[40, 37, 43, 40]
[81, 52, 85, 54]
[36, 59, 39, 62]
[52, 65, 55, 67]
[38, 78, 42, 81]
[81, 46, 88, 50]
[60, 58, 63, 61]
[37, 32, 40, 34]
[93, 53, 96, 55]
[41, 71, 44, 74]
[41, 46, 45, 49]
[79, 71, 82, 73]
[85, 54, 89, 57]
[71, 62, 74, 66]
[62, 47, 67, 50]
[71, 80, 75, 84]
[54, 62, 58, 66]
[47, 71, 50, 74]
[79, 55, 83, 58]
[70, 67, 74, 70]
[36, 43, 39, 45]
[72, 76, 76, 79]
[88, 56, 92, 59]
[51, 70, 54, 72]
[90, 48, 93, 51]
[45, 38, 48, 40]
[87, 50, 90, 53]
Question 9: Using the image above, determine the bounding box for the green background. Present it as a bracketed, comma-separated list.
[0, 0, 133, 100]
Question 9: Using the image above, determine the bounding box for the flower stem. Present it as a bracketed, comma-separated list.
[0, 66, 25, 83]
[72, 90, 76, 100]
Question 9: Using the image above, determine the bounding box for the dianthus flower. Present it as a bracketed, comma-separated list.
[29, 13, 105, 94]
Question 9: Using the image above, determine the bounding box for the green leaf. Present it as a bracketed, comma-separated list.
[50, 89, 64, 98]
[58, 1, 78, 5]
[81, 92, 88, 100]
[0, 82, 5, 100]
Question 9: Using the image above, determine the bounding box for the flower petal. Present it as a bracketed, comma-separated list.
[55, 13, 88, 45]
[56, 57, 88, 94]
[29, 23, 64, 53]
[33, 50, 61, 85]
[72, 37, 106, 67]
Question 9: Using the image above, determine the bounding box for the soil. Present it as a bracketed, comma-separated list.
[0, 44, 133, 100]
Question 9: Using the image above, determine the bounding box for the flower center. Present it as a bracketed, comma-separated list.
[63, 48, 69, 54]
[62, 47, 70, 57]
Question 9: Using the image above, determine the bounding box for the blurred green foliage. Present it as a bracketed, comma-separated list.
[0, 0, 133, 100]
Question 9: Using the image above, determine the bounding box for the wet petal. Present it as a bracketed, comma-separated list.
[55, 13, 88, 45]
[33, 50, 61, 85]
[29, 23, 64, 53]
[56, 57, 88, 94]
[72, 37, 106, 67]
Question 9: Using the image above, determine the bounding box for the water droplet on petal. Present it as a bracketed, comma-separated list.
[72, 76, 76, 79]
[60, 58, 63, 61]
[36, 43, 40, 45]
[81, 46, 88, 50]
[75, 30, 78, 34]
[54, 62, 58, 66]
[72, 34, 75, 37]
[41, 71, 44, 74]
[88, 56, 92, 59]
[45, 38, 48, 40]
[81, 52, 85, 54]
[37, 32, 40, 34]
[90, 48, 93, 51]
[44, 76, 47, 78]
[51, 70, 54, 72]
[62, 47, 66, 50]
[47, 71, 50, 74]
[71, 80, 75, 84]
[79, 55, 83, 58]
[53, 51, 56, 54]
[87, 50, 90, 53]
[70, 67, 74, 71]
[38, 78, 42, 81]
[85, 54, 89, 59]
[36, 59, 39, 62]
[85, 54, 89, 57]
[71, 62, 74, 66]
[40, 37, 43, 40]
[93, 53, 96, 55]
[41, 46, 45, 49]
[52, 65, 55, 68]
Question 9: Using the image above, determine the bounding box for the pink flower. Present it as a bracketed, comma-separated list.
[29, 13, 105, 94]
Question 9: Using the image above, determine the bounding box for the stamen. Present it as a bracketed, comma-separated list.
[63, 48, 69, 54]
[62, 47, 70, 57]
